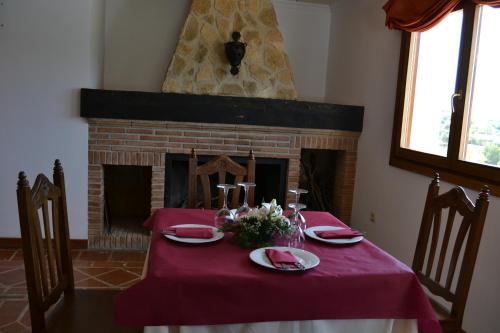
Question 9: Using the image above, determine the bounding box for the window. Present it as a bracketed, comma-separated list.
[391, 2, 500, 195]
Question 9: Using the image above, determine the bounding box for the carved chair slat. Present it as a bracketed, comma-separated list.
[445, 218, 470, 290]
[200, 174, 212, 209]
[51, 199, 64, 281]
[231, 175, 244, 208]
[217, 170, 226, 208]
[435, 208, 456, 282]
[425, 209, 442, 277]
[32, 208, 50, 298]
[41, 201, 57, 289]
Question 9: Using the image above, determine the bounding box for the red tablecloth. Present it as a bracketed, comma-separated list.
[114, 208, 440, 333]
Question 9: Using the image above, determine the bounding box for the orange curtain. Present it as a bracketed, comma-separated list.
[383, 0, 461, 32]
[473, 0, 500, 7]
[384, 0, 500, 32]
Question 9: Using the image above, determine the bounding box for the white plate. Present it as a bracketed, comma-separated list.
[164, 224, 224, 244]
[249, 246, 320, 271]
[305, 226, 364, 245]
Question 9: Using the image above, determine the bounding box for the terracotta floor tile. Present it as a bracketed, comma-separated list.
[78, 250, 112, 261]
[11, 251, 24, 261]
[91, 261, 126, 268]
[0, 300, 28, 325]
[0, 321, 30, 333]
[0, 262, 23, 270]
[97, 269, 138, 286]
[0, 269, 25, 287]
[0, 251, 15, 261]
[19, 305, 30, 327]
[110, 251, 146, 262]
[124, 267, 144, 276]
[0, 247, 146, 331]
[75, 277, 111, 288]
[75, 267, 116, 278]
[2, 287, 27, 298]
[72, 269, 90, 282]
[72, 259, 94, 267]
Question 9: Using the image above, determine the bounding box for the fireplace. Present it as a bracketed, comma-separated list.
[83, 90, 362, 249]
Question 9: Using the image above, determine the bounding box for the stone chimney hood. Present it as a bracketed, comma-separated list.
[80, 0, 365, 132]
[162, 0, 298, 100]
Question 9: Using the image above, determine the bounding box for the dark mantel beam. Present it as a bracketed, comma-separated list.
[80, 89, 364, 132]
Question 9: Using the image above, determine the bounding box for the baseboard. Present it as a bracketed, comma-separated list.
[0, 237, 88, 249]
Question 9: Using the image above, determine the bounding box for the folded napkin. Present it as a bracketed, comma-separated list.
[166, 227, 214, 239]
[314, 228, 363, 239]
[265, 249, 299, 269]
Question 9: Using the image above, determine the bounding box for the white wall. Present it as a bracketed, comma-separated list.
[103, 0, 331, 101]
[325, 1, 500, 332]
[103, 0, 190, 92]
[0, 0, 104, 239]
[273, 0, 330, 101]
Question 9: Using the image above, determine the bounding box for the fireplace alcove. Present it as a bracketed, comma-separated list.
[103, 165, 151, 235]
[165, 154, 288, 209]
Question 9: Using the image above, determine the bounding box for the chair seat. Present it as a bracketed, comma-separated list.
[46, 289, 142, 333]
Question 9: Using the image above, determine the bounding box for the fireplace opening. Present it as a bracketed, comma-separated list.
[299, 149, 338, 214]
[165, 154, 288, 209]
[103, 165, 151, 235]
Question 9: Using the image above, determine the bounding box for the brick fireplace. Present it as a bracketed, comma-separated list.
[82, 89, 363, 249]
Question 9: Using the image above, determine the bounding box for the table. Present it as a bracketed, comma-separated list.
[114, 208, 440, 333]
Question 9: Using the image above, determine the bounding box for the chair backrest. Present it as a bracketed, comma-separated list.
[187, 149, 255, 209]
[412, 174, 489, 328]
[16, 160, 74, 333]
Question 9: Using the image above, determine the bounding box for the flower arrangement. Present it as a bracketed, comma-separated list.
[221, 199, 291, 248]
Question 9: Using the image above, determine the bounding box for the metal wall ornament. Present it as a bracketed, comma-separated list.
[225, 31, 247, 75]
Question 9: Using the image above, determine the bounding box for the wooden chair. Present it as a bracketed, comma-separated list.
[16, 160, 141, 333]
[412, 174, 490, 333]
[187, 149, 255, 209]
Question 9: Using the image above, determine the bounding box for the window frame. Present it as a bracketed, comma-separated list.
[390, 2, 500, 196]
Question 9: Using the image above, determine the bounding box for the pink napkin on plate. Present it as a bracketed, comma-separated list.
[265, 249, 299, 269]
[166, 227, 214, 239]
[314, 229, 363, 239]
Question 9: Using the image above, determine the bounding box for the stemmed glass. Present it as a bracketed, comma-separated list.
[235, 182, 256, 218]
[214, 184, 236, 229]
[288, 203, 307, 249]
[288, 188, 308, 227]
[288, 188, 308, 204]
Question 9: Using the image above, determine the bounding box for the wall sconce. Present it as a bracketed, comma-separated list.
[225, 31, 246, 75]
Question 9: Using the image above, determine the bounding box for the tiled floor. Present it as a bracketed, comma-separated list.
[0, 248, 146, 333]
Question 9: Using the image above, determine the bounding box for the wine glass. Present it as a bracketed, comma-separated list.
[214, 184, 236, 229]
[288, 203, 307, 248]
[288, 188, 308, 204]
[287, 188, 308, 227]
[235, 182, 256, 218]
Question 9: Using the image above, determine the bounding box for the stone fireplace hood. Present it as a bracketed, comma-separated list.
[80, 89, 364, 132]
